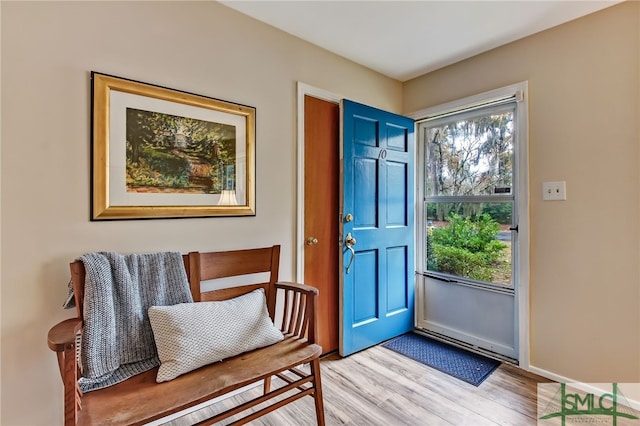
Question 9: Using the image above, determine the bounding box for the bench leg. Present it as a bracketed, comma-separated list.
[310, 358, 325, 426]
[62, 344, 79, 426]
[263, 376, 271, 394]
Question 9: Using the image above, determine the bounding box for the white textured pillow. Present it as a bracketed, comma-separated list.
[148, 288, 284, 383]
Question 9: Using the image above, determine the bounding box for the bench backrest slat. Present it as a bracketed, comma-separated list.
[68, 246, 281, 322]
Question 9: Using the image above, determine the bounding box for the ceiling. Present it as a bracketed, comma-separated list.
[219, 0, 622, 82]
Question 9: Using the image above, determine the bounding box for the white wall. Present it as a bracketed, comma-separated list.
[0, 2, 401, 424]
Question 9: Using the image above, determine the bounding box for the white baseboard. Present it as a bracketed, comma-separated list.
[527, 365, 573, 384]
[528, 365, 640, 412]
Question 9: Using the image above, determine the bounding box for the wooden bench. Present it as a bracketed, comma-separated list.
[47, 245, 325, 425]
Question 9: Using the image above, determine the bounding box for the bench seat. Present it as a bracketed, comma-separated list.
[77, 338, 321, 425]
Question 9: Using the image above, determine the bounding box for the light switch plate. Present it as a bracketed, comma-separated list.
[542, 181, 566, 201]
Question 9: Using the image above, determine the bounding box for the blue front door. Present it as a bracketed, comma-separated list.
[340, 99, 415, 356]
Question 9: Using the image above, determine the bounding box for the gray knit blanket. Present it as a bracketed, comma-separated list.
[77, 252, 193, 393]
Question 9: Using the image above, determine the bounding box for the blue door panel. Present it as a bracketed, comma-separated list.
[354, 116, 378, 147]
[341, 99, 415, 356]
[354, 158, 378, 228]
[352, 249, 378, 324]
[385, 123, 408, 151]
[386, 246, 408, 313]
[386, 161, 408, 226]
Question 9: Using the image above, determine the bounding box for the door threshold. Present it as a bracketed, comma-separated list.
[413, 329, 519, 366]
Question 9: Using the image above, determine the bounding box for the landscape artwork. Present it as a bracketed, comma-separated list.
[126, 108, 236, 195]
[91, 72, 255, 220]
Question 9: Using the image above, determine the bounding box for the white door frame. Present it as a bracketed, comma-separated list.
[406, 81, 530, 370]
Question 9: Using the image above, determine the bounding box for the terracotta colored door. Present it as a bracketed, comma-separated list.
[304, 95, 339, 354]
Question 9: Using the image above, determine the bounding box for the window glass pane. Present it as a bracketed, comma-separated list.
[425, 201, 512, 286]
[424, 108, 514, 197]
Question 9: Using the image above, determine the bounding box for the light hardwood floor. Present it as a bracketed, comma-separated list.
[168, 343, 554, 426]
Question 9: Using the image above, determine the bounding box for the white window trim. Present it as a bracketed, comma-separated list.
[406, 81, 530, 370]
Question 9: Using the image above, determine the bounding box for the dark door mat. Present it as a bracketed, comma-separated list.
[382, 332, 500, 386]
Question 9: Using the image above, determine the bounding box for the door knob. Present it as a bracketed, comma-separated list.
[306, 237, 319, 245]
[345, 233, 356, 247]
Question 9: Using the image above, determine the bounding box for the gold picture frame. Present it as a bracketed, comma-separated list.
[91, 72, 255, 220]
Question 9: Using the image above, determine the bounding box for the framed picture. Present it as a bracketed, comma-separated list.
[90, 71, 256, 220]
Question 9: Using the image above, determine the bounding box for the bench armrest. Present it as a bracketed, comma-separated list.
[274, 281, 320, 345]
[275, 281, 319, 295]
[48, 318, 82, 423]
[47, 318, 81, 352]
